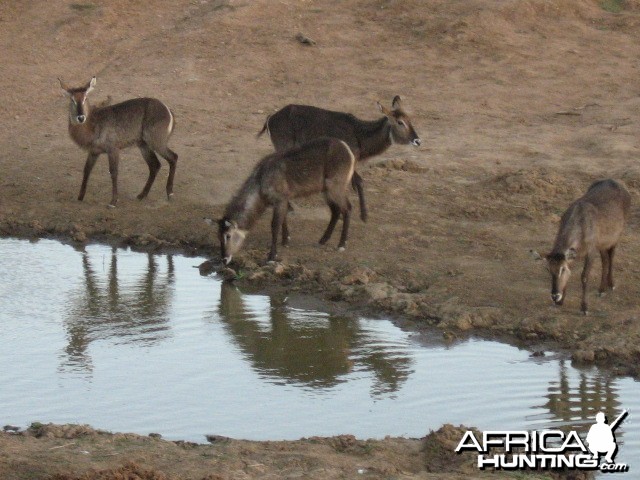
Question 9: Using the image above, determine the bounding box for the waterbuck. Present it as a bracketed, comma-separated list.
[532, 179, 631, 315]
[59, 77, 178, 207]
[218, 137, 357, 264]
[257, 96, 421, 221]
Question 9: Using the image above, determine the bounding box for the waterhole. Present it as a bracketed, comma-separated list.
[1, 238, 638, 471]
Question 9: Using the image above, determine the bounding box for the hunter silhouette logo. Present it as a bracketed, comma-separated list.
[456, 409, 629, 473]
[586, 410, 627, 464]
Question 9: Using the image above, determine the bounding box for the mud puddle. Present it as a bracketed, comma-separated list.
[1, 238, 638, 467]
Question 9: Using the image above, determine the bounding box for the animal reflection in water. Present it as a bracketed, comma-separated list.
[217, 282, 412, 395]
[63, 247, 175, 372]
[540, 359, 623, 440]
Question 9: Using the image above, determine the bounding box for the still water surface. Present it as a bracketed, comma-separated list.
[1, 239, 638, 464]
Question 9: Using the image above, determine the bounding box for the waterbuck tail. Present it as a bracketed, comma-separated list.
[257, 115, 271, 138]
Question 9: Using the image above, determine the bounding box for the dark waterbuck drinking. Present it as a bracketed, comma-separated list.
[532, 179, 631, 315]
[257, 96, 420, 221]
[59, 77, 178, 207]
[218, 137, 358, 264]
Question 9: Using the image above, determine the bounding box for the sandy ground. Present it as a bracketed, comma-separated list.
[1, 0, 640, 477]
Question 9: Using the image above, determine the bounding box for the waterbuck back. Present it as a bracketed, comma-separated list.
[219, 137, 357, 264]
[257, 96, 420, 222]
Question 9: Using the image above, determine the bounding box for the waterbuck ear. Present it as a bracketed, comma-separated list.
[529, 249, 544, 261]
[58, 77, 71, 94]
[85, 76, 96, 94]
[377, 101, 391, 116]
[391, 95, 402, 109]
[565, 248, 577, 260]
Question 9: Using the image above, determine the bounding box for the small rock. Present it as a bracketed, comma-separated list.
[218, 267, 238, 282]
[572, 349, 595, 363]
[295, 32, 316, 45]
[206, 434, 231, 444]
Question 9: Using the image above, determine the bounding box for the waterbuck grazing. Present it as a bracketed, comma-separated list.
[218, 137, 357, 265]
[532, 179, 631, 315]
[59, 77, 178, 207]
[257, 96, 421, 221]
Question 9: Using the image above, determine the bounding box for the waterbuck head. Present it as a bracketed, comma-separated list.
[59, 76, 96, 125]
[532, 248, 577, 305]
[218, 218, 247, 265]
[377, 95, 421, 147]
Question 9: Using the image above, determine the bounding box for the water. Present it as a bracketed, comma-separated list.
[1, 239, 638, 465]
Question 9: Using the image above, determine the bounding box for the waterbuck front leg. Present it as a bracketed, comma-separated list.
[581, 254, 594, 315]
[268, 202, 288, 262]
[107, 149, 120, 208]
[137, 143, 161, 200]
[78, 152, 99, 201]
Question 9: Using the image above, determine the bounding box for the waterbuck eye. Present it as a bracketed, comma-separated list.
[398, 120, 406, 127]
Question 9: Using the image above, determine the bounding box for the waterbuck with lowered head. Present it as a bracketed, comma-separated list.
[257, 96, 421, 221]
[59, 76, 178, 207]
[218, 137, 358, 265]
[532, 179, 631, 315]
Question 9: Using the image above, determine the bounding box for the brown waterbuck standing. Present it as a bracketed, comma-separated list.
[532, 179, 631, 315]
[218, 137, 358, 264]
[257, 96, 421, 221]
[59, 77, 178, 207]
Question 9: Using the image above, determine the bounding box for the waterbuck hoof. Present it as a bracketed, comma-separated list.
[598, 291, 606, 298]
[137, 194, 146, 200]
[167, 193, 174, 201]
[338, 246, 346, 252]
[107, 204, 116, 209]
[318, 238, 328, 246]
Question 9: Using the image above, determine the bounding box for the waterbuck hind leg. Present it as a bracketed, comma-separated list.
[107, 150, 120, 207]
[157, 147, 178, 200]
[608, 246, 616, 290]
[282, 214, 290, 247]
[352, 172, 368, 222]
[337, 200, 352, 251]
[78, 152, 99, 201]
[137, 144, 162, 200]
[598, 249, 610, 295]
[319, 202, 341, 245]
[581, 254, 594, 315]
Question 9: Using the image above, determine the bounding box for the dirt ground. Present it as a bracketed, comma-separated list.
[1, 0, 640, 477]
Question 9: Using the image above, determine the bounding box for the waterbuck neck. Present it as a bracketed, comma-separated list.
[224, 177, 268, 230]
[68, 103, 96, 149]
[355, 117, 392, 160]
[551, 203, 590, 256]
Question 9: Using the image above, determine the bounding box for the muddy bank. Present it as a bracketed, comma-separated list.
[0, 423, 575, 480]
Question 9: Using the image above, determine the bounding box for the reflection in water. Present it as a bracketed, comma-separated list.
[217, 282, 413, 396]
[63, 247, 175, 372]
[541, 360, 624, 444]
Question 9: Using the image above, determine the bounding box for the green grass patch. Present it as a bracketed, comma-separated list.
[600, 0, 625, 13]
[70, 3, 97, 12]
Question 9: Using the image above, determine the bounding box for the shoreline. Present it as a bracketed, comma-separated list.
[2, 222, 636, 381]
